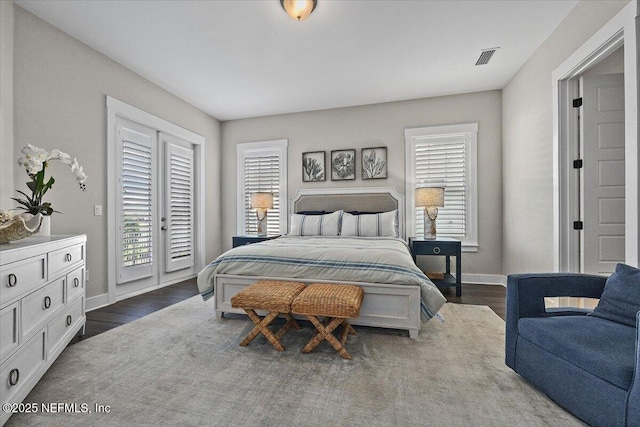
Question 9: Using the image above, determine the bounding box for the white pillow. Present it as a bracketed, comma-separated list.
[340, 210, 398, 237]
[289, 210, 343, 236]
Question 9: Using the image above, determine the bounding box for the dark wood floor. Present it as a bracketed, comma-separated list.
[70, 278, 199, 344]
[71, 280, 505, 344]
[442, 283, 506, 320]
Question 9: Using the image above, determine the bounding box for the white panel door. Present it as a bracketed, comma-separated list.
[115, 118, 158, 292]
[581, 73, 625, 275]
[161, 133, 195, 273]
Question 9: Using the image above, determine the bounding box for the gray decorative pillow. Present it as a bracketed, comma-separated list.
[589, 263, 640, 327]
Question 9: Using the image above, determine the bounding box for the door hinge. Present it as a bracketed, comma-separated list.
[573, 221, 584, 230]
[573, 159, 583, 169]
[573, 98, 583, 108]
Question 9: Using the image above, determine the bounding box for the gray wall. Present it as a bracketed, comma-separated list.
[502, 0, 629, 274]
[222, 90, 503, 276]
[0, 1, 14, 211]
[12, 6, 222, 299]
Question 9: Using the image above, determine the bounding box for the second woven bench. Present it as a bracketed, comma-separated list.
[291, 283, 364, 360]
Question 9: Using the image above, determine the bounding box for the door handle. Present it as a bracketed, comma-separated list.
[161, 226, 167, 231]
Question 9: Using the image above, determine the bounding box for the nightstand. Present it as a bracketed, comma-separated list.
[408, 237, 462, 297]
[232, 235, 280, 248]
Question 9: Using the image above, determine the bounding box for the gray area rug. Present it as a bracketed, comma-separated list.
[7, 298, 582, 427]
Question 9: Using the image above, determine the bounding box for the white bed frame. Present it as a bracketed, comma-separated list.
[214, 187, 422, 339]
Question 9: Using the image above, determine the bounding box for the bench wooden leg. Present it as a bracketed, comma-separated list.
[241, 309, 285, 351]
[338, 320, 356, 345]
[303, 315, 352, 360]
[274, 313, 301, 340]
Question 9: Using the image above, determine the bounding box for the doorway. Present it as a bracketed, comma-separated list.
[106, 97, 205, 304]
[552, 2, 638, 273]
[558, 45, 626, 275]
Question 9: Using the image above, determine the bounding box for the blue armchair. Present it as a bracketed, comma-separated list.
[506, 273, 639, 427]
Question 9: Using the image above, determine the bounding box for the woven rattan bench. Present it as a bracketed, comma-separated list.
[291, 284, 364, 360]
[230, 280, 306, 351]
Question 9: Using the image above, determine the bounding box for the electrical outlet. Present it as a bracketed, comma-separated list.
[94, 205, 102, 216]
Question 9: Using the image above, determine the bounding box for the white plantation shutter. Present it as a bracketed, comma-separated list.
[117, 127, 155, 284]
[415, 136, 467, 238]
[405, 123, 478, 248]
[243, 155, 281, 235]
[164, 135, 194, 272]
[237, 140, 288, 235]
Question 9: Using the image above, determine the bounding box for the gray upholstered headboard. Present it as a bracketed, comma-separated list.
[290, 187, 405, 237]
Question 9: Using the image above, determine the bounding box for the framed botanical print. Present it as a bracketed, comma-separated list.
[331, 149, 356, 181]
[361, 147, 387, 179]
[302, 151, 326, 182]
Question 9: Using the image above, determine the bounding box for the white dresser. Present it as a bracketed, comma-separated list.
[0, 235, 86, 426]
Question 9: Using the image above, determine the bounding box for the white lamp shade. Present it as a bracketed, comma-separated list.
[415, 187, 445, 207]
[251, 192, 274, 209]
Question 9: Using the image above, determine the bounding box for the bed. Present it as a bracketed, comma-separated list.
[198, 187, 446, 338]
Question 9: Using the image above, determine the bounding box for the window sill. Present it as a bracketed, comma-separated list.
[462, 243, 478, 253]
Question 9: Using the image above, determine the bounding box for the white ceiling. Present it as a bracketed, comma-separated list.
[14, 0, 578, 121]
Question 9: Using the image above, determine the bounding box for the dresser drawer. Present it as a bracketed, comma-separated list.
[48, 296, 84, 356]
[48, 243, 84, 279]
[66, 266, 84, 303]
[22, 277, 65, 340]
[0, 255, 47, 304]
[0, 329, 46, 406]
[0, 302, 19, 362]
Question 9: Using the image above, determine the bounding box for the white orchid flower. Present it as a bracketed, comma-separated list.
[49, 149, 71, 164]
[15, 145, 88, 220]
[75, 166, 87, 183]
[18, 144, 50, 175]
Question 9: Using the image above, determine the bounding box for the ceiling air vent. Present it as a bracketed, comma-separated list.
[475, 48, 499, 66]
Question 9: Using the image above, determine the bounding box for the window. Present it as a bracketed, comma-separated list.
[405, 123, 478, 250]
[237, 140, 288, 235]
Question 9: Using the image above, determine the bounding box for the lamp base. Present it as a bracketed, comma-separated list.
[256, 208, 268, 237]
[423, 207, 438, 240]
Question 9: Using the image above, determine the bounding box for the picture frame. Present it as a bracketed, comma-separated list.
[330, 149, 356, 181]
[361, 147, 387, 179]
[302, 151, 326, 182]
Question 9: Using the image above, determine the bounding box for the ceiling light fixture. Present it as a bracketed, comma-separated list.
[280, 0, 317, 21]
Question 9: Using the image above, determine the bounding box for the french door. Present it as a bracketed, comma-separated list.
[114, 117, 195, 298]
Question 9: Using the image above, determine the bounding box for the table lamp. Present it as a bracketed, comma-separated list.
[415, 187, 445, 240]
[250, 192, 274, 236]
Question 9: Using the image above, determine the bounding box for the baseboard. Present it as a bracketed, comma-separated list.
[460, 274, 507, 286]
[86, 293, 110, 311]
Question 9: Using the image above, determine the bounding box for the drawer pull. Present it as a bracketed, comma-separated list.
[8, 368, 19, 386]
[43, 296, 51, 309]
[74, 278, 80, 288]
[65, 253, 72, 262]
[433, 247, 441, 254]
[7, 273, 17, 287]
[66, 315, 73, 326]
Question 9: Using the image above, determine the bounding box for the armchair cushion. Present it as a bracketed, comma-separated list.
[518, 315, 636, 390]
[590, 263, 640, 327]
